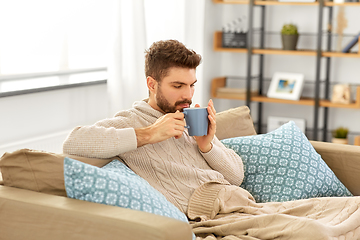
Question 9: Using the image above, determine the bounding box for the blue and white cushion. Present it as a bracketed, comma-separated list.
[221, 121, 352, 203]
[64, 157, 189, 223]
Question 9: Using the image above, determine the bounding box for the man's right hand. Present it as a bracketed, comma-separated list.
[135, 111, 185, 147]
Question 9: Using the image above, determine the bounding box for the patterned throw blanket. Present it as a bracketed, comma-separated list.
[188, 182, 360, 240]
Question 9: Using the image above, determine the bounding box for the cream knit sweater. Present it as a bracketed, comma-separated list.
[63, 100, 244, 213]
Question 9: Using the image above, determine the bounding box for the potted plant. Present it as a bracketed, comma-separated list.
[331, 127, 349, 144]
[281, 23, 299, 50]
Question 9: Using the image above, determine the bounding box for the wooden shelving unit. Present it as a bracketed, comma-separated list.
[213, 0, 360, 141]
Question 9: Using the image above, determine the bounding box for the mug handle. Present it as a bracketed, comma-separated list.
[183, 111, 190, 129]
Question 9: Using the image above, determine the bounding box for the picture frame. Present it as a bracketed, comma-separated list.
[267, 72, 304, 101]
[331, 84, 351, 104]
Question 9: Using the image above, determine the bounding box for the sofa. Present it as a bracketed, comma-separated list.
[1, 106, 360, 240]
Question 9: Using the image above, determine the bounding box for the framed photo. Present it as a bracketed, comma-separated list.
[331, 84, 351, 104]
[267, 72, 304, 101]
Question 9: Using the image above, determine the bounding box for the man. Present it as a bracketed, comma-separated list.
[63, 39, 244, 214]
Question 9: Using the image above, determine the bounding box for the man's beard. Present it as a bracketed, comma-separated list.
[156, 87, 192, 113]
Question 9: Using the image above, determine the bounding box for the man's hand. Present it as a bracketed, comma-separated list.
[194, 99, 216, 153]
[135, 111, 185, 147]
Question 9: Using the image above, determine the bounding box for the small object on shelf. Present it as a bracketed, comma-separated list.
[354, 136, 360, 146]
[267, 72, 304, 101]
[341, 32, 360, 53]
[281, 24, 299, 50]
[222, 17, 247, 48]
[331, 84, 351, 104]
[222, 32, 247, 48]
[267, 116, 306, 133]
[335, 7, 348, 52]
[331, 127, 349, 144]
[216, 87, 257, 98]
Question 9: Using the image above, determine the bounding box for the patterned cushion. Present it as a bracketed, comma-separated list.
[221, 121, 353, 203]
[64, 157, 190, 223]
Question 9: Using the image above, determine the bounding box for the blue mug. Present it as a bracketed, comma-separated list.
[183, 107, 209, 136]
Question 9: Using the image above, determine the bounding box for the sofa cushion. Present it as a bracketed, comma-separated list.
[215, 106, 256, 140]
[221, 121, 353, 203]
[0, 149, 114, 196]
[64, 157, 192, 225]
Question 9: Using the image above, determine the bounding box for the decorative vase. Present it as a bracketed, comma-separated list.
[281, 34, 299, 50]
[331, 137, 348, 144]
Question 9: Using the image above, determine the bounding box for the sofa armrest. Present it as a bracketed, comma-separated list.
[310, 140, 360, 196]
[0, 185, 193, 240]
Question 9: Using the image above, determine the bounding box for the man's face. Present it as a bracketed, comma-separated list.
[148, 67, 197, 114]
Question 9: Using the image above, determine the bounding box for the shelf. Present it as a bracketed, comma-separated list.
[325, 2, 360, 6]
[211, 77, 360, 108]
[256, 1, 319, 5]
[213, 0, 360, 6]
[214, 32, 360, 58]
[253, 48, 317, 56]
[323, 51, 360, 58]
[214, 32, 316, 55]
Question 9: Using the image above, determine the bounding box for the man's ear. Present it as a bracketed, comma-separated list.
[147, 76, 157, 95]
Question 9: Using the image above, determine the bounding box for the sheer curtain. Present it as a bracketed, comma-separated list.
[107, 0, 206, 116]
[107, 0, 148, 116]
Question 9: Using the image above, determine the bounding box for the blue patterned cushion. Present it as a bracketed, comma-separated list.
[221, 121, 352, 203]
[64, 157, 190, 224]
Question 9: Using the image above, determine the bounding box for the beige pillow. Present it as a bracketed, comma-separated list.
[0, 149, 115, 196]
[216, 106, 256, 140]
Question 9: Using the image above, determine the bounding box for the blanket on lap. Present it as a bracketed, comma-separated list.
[188, 182, 360, 240]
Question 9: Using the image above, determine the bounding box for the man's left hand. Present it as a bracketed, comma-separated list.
[194, 99, 216, 153]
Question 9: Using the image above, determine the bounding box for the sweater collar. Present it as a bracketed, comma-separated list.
[132, 99, 165, 119]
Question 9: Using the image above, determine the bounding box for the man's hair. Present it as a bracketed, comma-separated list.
[144, 40, 202, 82]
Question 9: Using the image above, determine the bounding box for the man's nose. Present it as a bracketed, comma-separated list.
[182, 86, 194, 99]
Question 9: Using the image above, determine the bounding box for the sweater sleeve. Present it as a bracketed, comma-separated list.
[63, 117, 138, 159]
[200, 137, 244, 186]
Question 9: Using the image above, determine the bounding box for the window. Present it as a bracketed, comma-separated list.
[0, 0, 112, 93]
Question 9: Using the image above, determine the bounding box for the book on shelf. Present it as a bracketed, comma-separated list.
[216, 87, 258, 98]
[342, 32, 360, 53]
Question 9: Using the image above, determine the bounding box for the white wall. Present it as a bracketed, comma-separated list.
[0, 84, 108, 154]
[203, 2, 360, 143]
